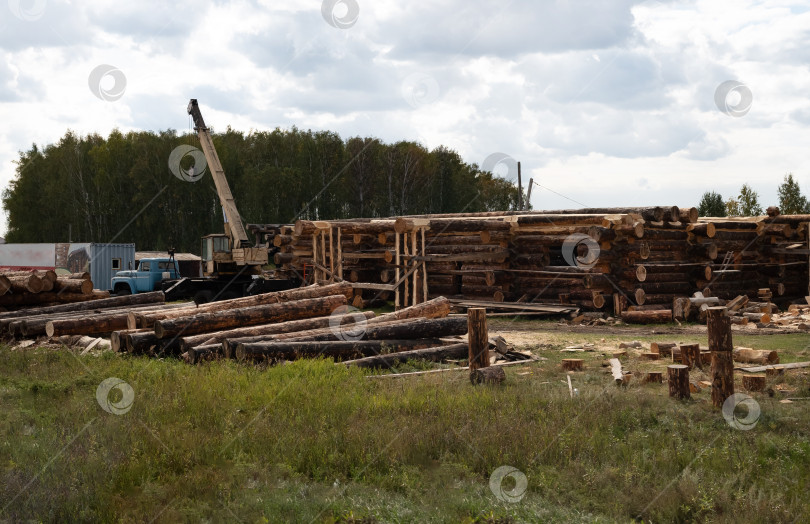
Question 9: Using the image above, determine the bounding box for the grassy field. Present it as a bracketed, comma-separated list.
[1, 323, 809, 523]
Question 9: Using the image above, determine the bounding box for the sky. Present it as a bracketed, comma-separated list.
[1, 0, 810, 236]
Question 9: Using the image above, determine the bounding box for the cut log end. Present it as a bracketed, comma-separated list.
[469, 366, 506, 386]
[562, 358, 584, 371]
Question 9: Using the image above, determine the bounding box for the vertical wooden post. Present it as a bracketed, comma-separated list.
[613, 293, 626, 317]
[708, 306, 734, 408]
[311, 232, 319, 282]
[668, 364, 690, 399]
[411, 230, 417, 305]
[394, 233, 400, 310]
[402, 233, 410, 307]
[336, 227, 343, 280]
[319, 230, 326, 281]
[421, 227, 428, 302]
[328, 227, 334, 282]
[467, 308, 489, 371]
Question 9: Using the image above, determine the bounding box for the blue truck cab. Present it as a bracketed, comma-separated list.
[111, 258, 180, 295]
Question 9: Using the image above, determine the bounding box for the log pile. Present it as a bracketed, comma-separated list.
[272, 208, 808, 323]
[0, 270, 107, 310]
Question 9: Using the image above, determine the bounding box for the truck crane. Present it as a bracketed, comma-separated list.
[186, 98, 269, 275]
[112, 100, 299, 302]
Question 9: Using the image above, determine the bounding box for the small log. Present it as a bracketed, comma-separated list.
[733, 347, 779, 365]
[680, 344, 701, 370]
[650, 342, 677, 356]
[742, 374, 766, 392]
[640, 352, 659, 360]
[52, 278, 94, 295]
[621, 309, 672, 324]
[470, 365, 506, 386]
[643, 371, 663, 384]
[562, 358, 584, 371]
[668, 364, 690, 399]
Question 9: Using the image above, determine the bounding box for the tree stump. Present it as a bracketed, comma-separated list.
[562, 359, 584, 371]
[643, 371, 663, 384]
[640, 352, 659, 360]
[668, 364, 690, 399]
[470, 366, 506, 386]
[742, 374, 766, 392]
[467, 308, 489, 371]
[707, 307, 734, 408]
[680, 344, 701, 370]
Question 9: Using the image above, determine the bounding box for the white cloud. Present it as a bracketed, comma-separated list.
[1, 0, 810, 236]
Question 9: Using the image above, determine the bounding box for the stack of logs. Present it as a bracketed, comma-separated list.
[0, 270, 108, 311]
[271, 208, 809, 323]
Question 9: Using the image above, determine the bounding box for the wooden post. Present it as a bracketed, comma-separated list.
[668, 364, 690, 399]
[411, 230, 417, 305]
[336, 227, 343, 280]
[311, 233, 319, 282]
[394, 233, 400, 310]
[680, 343, 701, 370]
[320, 229, 326, 281]
[708, 306, 734, 408]
[328, 227, 334, 282]
[613, 293, 627, 316]
[421, 227, 428, 302]
[467, 308, 489, 371]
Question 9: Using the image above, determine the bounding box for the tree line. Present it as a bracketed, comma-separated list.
[697, 174, 810, 217]
[2, 128, 522, 252]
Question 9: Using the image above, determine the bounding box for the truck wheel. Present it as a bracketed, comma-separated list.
[115, 287, 131, 296]
[193, 290, 214, 305]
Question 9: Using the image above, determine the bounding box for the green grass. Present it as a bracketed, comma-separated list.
[1, 328, 809, 523]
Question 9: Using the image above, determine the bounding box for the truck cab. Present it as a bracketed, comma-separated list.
[111, 258, 180, 295]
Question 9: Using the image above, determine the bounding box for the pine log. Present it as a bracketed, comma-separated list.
[707, 307, 734, 408]
[237, 338, 448, 362]
[370, 296, 450, 323]
[621, 309, 672, 324]
[562, 358, 584, 371]
[470, 366, 506, 385]
[8, 275, 43, 294]
[742, 374, 766, 392]
[179, 311, 375, 351]
[0, 291, 164, 320]
[46, 309, 143, 337]
[341, 341, 470, 368]
[153, 295, 347, 339]
[668, 364, 690, 399]
[733, 348, 779, 365]
[52, 278, 93, 295]
[680, 344, 701, 370]
[467, 308, 489, 371]
[133, 283, 352, 328]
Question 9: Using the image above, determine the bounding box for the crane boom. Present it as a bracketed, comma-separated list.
[187, 99, 250, 248]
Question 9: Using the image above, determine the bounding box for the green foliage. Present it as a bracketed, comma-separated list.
[1, 329, 809, 522]
[697, 191, 726, 217]
[725, 197, 741, 217]
[737, 183, 763, 216]
[2, 130, 522, 252]
[777, 173, 809, 214]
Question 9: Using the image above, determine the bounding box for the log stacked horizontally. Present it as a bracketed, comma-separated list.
[0, 270, 107, 310]
[270, 208, 809, 323]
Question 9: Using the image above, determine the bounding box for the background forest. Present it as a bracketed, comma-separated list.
[2, 128, 522, 252]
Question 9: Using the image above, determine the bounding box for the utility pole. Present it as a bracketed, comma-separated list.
[517, 161, 522, 211]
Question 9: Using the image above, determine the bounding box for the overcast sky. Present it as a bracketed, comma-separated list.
[1, 0, 809, 235]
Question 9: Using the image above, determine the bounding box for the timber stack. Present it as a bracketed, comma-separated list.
[272, 207, 809, 324]
[0, 270, 108, 311]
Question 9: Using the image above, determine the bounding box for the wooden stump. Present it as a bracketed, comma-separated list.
[707, 307, 734, 408]
[562, 358, 584, 371]
[742, 374, 766, 392]
[470, 366, 506, 386]
[467, 308, 489, 371]
[680, 344, 701, 370]
[643, 371, 663, 384]
[668, 364, 690, 399]
[640, 352, 659, 360]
